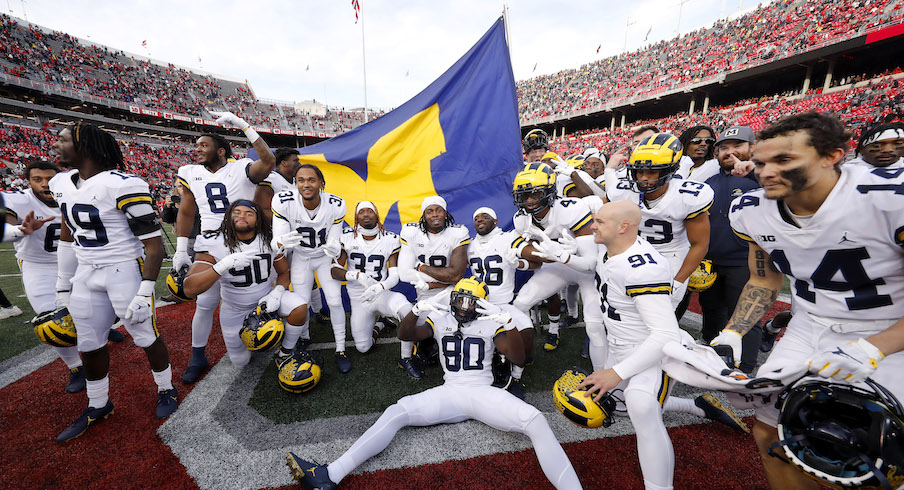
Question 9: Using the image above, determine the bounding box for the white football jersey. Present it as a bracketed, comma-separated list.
[730, 165, 904, 321]
[3, 188, 61, 262]
[260, 170, 296, 195]
[400, 222, 470, 269]
[424, 312, 505, 386]
[467, 227, 521, 304]
[50, 169, 160, 265]
[194, 231, 277, 308]
[512, 197, 593, 242]
[339, 227, 401, 294]
[271, 190, 347, 260]
[675, 156, 719, 182]
[177, 158, 257, 231]
[606, 178, 713, 256]
[595, 238, 674, 344]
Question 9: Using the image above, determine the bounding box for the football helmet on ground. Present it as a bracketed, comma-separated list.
[553, 367, 619, 428]
[278, 350, 322, 393]
[688, 260, 717, 292]
[240, 306, 284, 351]
[165, 264, 193, 302]
[512, 162, 557, 216]
[771, 377, 904, 489]
[627, 132, 683, 193]
[33, 308, 77, 347]
[450, 277, 490, 324]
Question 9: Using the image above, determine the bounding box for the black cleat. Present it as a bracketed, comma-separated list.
[543, 332, 559, 352]
[506, 377, 526, 400]
[581, 336, 590, 359]
[313, 311, 331, 325]
[695, 394, 749, 433]
[561, 315, 579, 327]
[335, 351, 352, 374]
[66, 366, 86, 393]
[56, 401, 114, 443]
[181, 347, 208, 384]
[398, 357, 423, 380]
[107, 328, 125, 343]
[286, 452, 337, 489]
[156, 388, 178, 419]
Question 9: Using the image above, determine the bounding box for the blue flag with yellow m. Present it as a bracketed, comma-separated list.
[291, 17, 522, 233]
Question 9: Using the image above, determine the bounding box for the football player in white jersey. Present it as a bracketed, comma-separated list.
[4, 161, 84, 392]
[183, 200, 305, 367]
[710, 112, 904, 488]
[286, 278, 583, 490]
[271, 164, 351, 373]
[328, 201, 422, 379]
[398, 196, 470, 369]
[254, 147, 300, 220]
[605, 133, 713, 319]
[849, 122, 904, 168]
[174, 111, 276, 384]
[581, 201, 682, 490]
[50, 122, 176, 443]
[510, 163, 606, 370]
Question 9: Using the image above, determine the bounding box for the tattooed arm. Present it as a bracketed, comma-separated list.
[724, 242, 783, 336]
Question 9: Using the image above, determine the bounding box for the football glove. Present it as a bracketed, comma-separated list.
[323, 237, 341, 259]
[210, 111, 249, 130]
[275, 230, 306, 249]
[476, 299, 511, 325]
[125, 280, 155, 324]
[55, 290, 70, 309]
[258, 285, 285, 313]
[710, 329, 743, 368]
[345, 270, 378, 288]
[807, 338, 884, 383]
[361, 282, 385, 302]
[557, 229, 578, 254]
[213, 250, 257, 276]
[532, 238, 571, 263]
[550, 156, 573, 176]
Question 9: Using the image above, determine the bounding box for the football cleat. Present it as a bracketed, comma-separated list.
[626, 133, 683, 194]
[295, 338, 311, 353]
[553, 368, 618, 428]
[156, 388, 178, 419]
[507, 377, 526, 400]
[313, 311, 331, 325]
[181, 347, 209, 384]
[398, 357, 423, 380]
[695, 394, 750, 433]
[286, 452, 337, 490]
[56, 401, 114, 443]
[275, 347, 294, 368]
[278, 351, 322, 393]
[66, 366, 86, 393]
[240, 306, 284, 351]
[33, 307, 77, 347]
[335, 351, 352, 374]
[107, 328, 125, 343]
[561, 315, 579, 327]
[581, 336, 590, 359]
[544, 332, 559, 352]
[688, 260, 717, 292]
[165, 264, 193, 302]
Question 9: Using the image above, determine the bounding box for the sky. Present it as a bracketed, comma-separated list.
[5, 0, 766, 110]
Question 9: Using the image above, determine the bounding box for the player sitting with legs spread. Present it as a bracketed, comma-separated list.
[328, 201, 423, 379]
[183, 200, 306, 368]
[286, 277, 583, 490]
[51, 122, 177, 443]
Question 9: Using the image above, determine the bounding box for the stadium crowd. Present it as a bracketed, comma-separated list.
[516, 0, 904, 122]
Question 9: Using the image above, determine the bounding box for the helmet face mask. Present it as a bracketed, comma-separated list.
[773, 378, 904, 489]
[240, 306, 285, 351]
[512, 163, 557, 216]
[166, 264, 193, 302]
[450, 277, 489, 325]
[522, 128, 549, 152]
[627, 133, 683, 194]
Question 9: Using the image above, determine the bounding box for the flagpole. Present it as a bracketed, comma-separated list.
[502, 4, 512, 61]
[360, 1, 369, 123]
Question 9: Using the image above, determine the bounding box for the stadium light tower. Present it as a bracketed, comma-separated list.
[676, 0, 691, 36]
[623, 17, 636, 53]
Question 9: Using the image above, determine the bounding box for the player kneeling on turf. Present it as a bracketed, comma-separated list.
[286, 277, 583, 490]
[184, 200, 306, 367]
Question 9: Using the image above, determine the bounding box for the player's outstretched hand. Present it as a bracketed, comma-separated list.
[807, 338, 884, 383]
[476, 299, 511, 325]
[213, 250, 257, 275]
[210, 111, 249, 130]
[729, 154, 755, 176]
[275, 231, 306, 250]
[361, 282, 385, 302]
[19, 211, 54, 236]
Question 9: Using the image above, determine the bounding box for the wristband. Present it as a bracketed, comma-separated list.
[243, 126, 260, 143]
[345, 270, 359, 282]
[137, 280, 155, 297]
[176, 236, 189, 253]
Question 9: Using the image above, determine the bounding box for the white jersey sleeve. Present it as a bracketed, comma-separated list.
[3, 189, 62, 262]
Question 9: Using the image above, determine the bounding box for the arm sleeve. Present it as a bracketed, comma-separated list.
[116, 180, 162, 239]
[397, 228, 419, 284]
[612, 293, 682, 379]
[56, 240, 78, 292]
[575, 169, 607, 198]
[381, 267, 400, 289]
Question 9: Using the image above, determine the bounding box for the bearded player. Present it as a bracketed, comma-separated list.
[286, 277, 583, 490]
[175, 111, 276, 383]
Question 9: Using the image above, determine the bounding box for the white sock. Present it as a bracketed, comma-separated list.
[329, 302, 346, 351]
[152, 365, 174, 391]
[283, 322, 303, 350]
[400, 340, 413, 358]
[511, 365, 524, 379]
[548, 314, 560, 335]
[663, 397, 704, 417]
[87, 376, 109, 409]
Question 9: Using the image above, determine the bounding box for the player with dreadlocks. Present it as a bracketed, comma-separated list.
[50, 122, 176, 442]
[183, 200, 306, 368]
[328, 201, 423, 379]
[398, 196, 469, 369]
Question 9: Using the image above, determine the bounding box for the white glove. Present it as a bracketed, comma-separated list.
[323, 237, 341, 259]
[710, 329, 744, 368]
[210, 110, 249, 130]
[551, 157, 573, 176]
[275, 231, 306, 249]
[173, 236, 192, 270]
[476, 299, 511, 325]
[807, 338, 884, 383]
[557, 230, 578, 254]
[213, 250, 257, 275]
[532, 238, 570, 263]
[414, 278, 430, 292]
[523, 227, 549, 244]
[411, 299, 439, 316]
[345, 270, 378, 288]
[361, 282, 385, 302]
[55, 290, 70, 309]
[503, 246, 521, 266]
[125, 280, 155, 324]
[258, 285, 285, 313]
